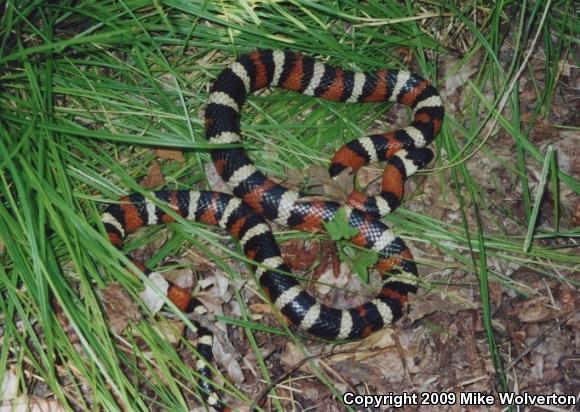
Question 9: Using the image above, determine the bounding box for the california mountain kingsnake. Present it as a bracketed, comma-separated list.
[101, 49, 444, 410]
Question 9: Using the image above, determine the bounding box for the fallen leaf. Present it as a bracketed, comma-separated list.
[517, 297, 563, 323]
[99, 283, 142, 334]
[153, 319, 185, 345]
[141, 161, 165, 188]
[314, 262, 351, 295]
[213, 337, 245, 384]
[249, 303, 271, 315]
[442, 57, 478, 96]
[139, 272, 170, 314]
[559, 286, 576, 313]
[299, 165, 354, 202]
[155, 147, 184, 161]
[163, 262, 195, 289]
[279, 239, 319, 271]
[354, 165, 382, 189]
[1, 396, 65, 412]
[280, 342, 312, 373]
[407, 292, 471, 322]
[1, 371, 18, 401]
[488, 281, 503, 310]
[285, 167, 305, 189]
[331, 327, 395, 362]
[313, 165, 354, 202]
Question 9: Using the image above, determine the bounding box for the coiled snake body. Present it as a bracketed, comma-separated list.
[101, 50, 444, 410]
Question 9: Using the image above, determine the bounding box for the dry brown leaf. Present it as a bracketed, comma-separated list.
[517, 297, 563, 323]
[198, 270, 231, 300]
[488, 281, 503, 310]
[407, 292, 470, 322]
[280, 342, 312, 373]
[249, 303, 272, 315]
[314, 262, 351, 296]
[153, 319, 185, 345]
[163, 262, 195, 289]
[213, 338, 245, 384]
[530, 118, 555, 143]
[331, 328, 395, 362]
[309, 240, 340, 281]
[279, 239, 319, 271]
[559, 59, 573, 77]
[285, 167, 305, 189]
[139, 271, 170, 315]
[129, 230, 169, 263]
[1, 371, 18, 401]
[510, 330, 527, 349]
[185, 249, 215, 268]
[442, 56, 478, 96]
[301, 165, 353, 202]
[195, 270, 233, 315]
[551, 100, 569, 118]
[355, 165, 383, 190]
[141, 161, 165, 188]
[1, 395, 65, 412]
[559, 286, 576, 313]
[334, 358, 387, 388]
[154, 147, 184, 161]
[394, 46, 414, 65]
[323, 167, 354, 202]
[99, 283, 142, 334]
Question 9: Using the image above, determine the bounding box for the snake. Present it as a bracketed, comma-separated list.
[101, 49, 444, 411]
